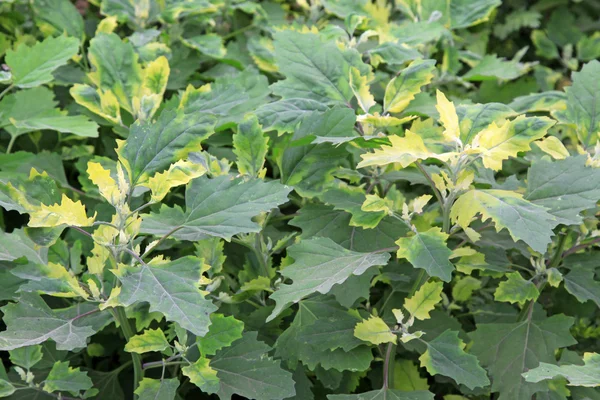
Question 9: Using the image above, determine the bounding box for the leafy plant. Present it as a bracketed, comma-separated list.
[0, 0, 599, 399]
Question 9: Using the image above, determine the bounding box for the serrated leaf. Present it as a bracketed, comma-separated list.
[267, 237, 390, 321]
[113, 256, 217, 337]
[436, 90, 460, 143]
[256, 98, 328, 134]
[296, 308, 363, 352]
[463, 54, 532, 81]
[392, 359, 429, 391]
[350, 67, 375, 113]
[117, 108, 215, 186]
[5, 36, 79, 88]
[320, 187, 386, 229]
[135, 378, 179, 400]
[472, 116, 555, 171]
[452, 276, 482, 302]
[124, 328, 170, 354]
[420, 330, 489, 390]
[43, 361, 93, 396]
[145, 160, 206, 203]
[32, 0, 84, 39]
[182, 34, 226, 58]
[525, 156, 600, 225]
[471, 314, 577, 400]
[141, 175, 291, 241]
[563, 268, 600, 308]
[0, 293, 110, 351]
[451, 189, 558, 253]
[197, 314, 244, 356]
[396, 228, 454, 282]
[523, 352, 600, 387]
[28, 193, 95, 228]
[383, 59, 436, 114]
[233, 114, 268, 177]
[354, 316, 396, 345]
[210, 332, 296, 400]
[404, 281, 444, 320]
[494, 272, 539, 305]
[456, 102, 516, 145]
[182, 357, 220, 393]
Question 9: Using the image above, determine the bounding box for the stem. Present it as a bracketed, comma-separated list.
[382, 343, 395, 389]
[141, 226, 183, 259]
[6, 135, 16, 154]
[547, 230, 568, 268]
[122, 247, 146, 265]
[69, 225, 93, 238]
[561, 236, 600, 259]
[143, 360, 186, 371]
[222, 23, 255, 40]
[113, 307, 143, 390]
[415, 161, 444, 207]
[0, 84, 13, 101]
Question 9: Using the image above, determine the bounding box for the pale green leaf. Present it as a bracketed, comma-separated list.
[523, 352, 600, 387]
[392, 359, 429, 391]
[233, 114, 268, 177]
[9, 345, 43, 369]
[396, 228, 454, 282]
[494, 272, 539, 305]
[354, 316, 396, 345]
[135, 378, 179, 400]
[197, 313, 244, 356]
[43, 361, 93, 396]
[404, 281, 444, 320]
[267, 237, 390, 321]
[124, 328, 170, 354]
[182, 357, 220, 393]
[5, 36, 79, 88]
[32, 0, 84, 39]
[320, 187, 386, 229]
[182, 34, 226, 58]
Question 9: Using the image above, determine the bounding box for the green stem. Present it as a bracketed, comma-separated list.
[114, 307, 143, 391]
[6, 135, 16, 154]
[222, 23, 255, 40]
[143, 361, 186, 371]
[0, 84, 13, 101]
[415, 161, 444, 207]
[547, 230, 568, 268]
[382, 342, 396, 389]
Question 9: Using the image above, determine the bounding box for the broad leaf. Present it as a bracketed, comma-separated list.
[494, 272, 540, 305]
[383, 59, 436, 114]
[135, 378, 179, 400]
[267, 237, 390, 321]
[124, 328, 170, 354]
[197, 314, 244, 356]
[43, 361, 93, 397]
[396, 228, 454, 282]
[354, 316, 396, 345]
[523, 352, 600, 387]
[563, 268, 600, 308]
[404, 281, 444, 320]
[328, 389, 434, 400]
[113, 256, 217, 337]
[141, 176, 291, 241]
[564, 60, 600, 147]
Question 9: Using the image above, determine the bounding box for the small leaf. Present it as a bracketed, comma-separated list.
[28, 194, 95, 228]
[533, 137, 569, 159]
[563, 268, 600, 307]
[182, 357, 220, 393]
[354, 316, 396, 345]
[182, 34, 226, 58]
[145, 160, 206, 203]
[135, 378, 179, 400]
[420, 330, 490, 390]
[396, 228, 454, 282]
[9, 345, 43, 369]
[233, 115, 269, 177]
[43, 361, 93, 396]
[349, 67, 376, 113]
[197, 314, 244, 356]
[494, 272, 539, 305]
[404, 281, 444, 320]
[436, 90, 460, 144]
[124, 328, 170, 354]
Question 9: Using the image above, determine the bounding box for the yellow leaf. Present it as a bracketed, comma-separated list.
[410, 194, 432, 214]
[358, 130, 454, 169]
[362, 194, 392, 214]
[404, 281, 443, 320]
[357, 113, 416, 128]
[96, 16, 118, 34]
[354, 316, 397, 345]
[145, 160, 206, 202]
[87, 162, 127, 206]
[436, 90, 460, 144]
[534, 136, 569, 159]
[134, 56, 170, 120]
[349, 67, 376, 113]
[88, 242, 111, 275]
[29, 194, 95, 227]
[70, 85, 122, 125]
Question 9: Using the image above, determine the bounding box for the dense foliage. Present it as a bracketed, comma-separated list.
[0, 0, 599, 399]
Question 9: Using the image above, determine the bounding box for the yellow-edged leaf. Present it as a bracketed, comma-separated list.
[404, 281, 443, 320]
[29, 194, 95, 227]
[436, 90, 461, 144]
[145, 160, 206, 203]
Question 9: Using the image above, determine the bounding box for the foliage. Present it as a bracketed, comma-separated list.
[0, 0, 599, 399]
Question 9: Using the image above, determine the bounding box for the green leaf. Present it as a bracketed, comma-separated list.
[182, 357, 220, 393]
[525, 156, 600, 225]
[210, 332, 296, 400]
[456, 102, 516, 144]
[141, 175, 291, 241]
[117, 108, 215, 186]
[523, 352, 600, 387]
[452, 276, 482, 302]
[5, 36, 79, 88]
[470, 314, 577, 400]
[256, 98, 328, 134]
[182, 34, 226, 58]
[420, 330, 490, 390]
[383, 59, 436, 114]
[494, 272, 539, 305]
[463, 54, 532, 81]
[135, 378, 179, 400]
[392, 359, 429, 391]
[32, 0, 84, 39]
[267, 237, 390, 321]
[124, 328, 170, 354]
[295, 307, 363, 352]
[451, 189, 558, 253]
[565, 60, 600, 147]
[113, 256, 217, 337]
[328, 388, 434, 400]
[0, 229, 47, 264]
[233, 114, 268, 177]
[447, 0, 501, 29]
[43, 361, 93, 396]
[509, 91, 567, 113]
[354, 316, 396, 345]
[9, 345, 43, 369]
[563, 268, 600, 308]
[404, 281, 444, 320]
[197, 313, 244, 356]
[272, 30, 355, 105]
[320, 187, 385, 229]
[396, 228, 454, 282]
[0, 293, 110, 351]
[0, 379, 15, 397]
